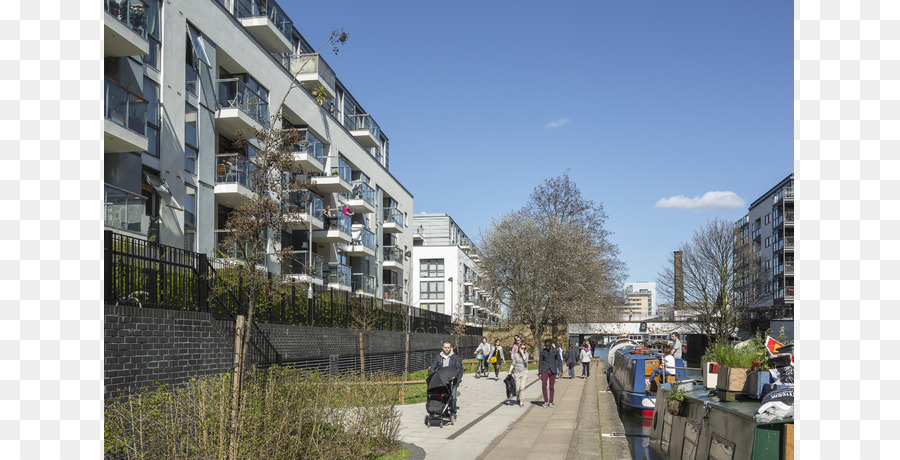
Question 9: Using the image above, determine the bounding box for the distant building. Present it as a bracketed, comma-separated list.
[410, 213, 501, 327]
[734, 173, 794, 325]
[624, 282, 658, 317]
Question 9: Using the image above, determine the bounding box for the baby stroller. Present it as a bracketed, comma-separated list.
[424, 366, 457, 427]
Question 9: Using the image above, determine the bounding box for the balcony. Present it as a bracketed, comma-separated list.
[345, 114, 381, 148]
[233, 0, 292, 53]
[213, 229, 261, 261]
[463, 273, 475, 285]
[383, 207, 404, 233]
[413, 225, 425, 242]
[383, 246, 404, 271]
[214, 154, 256, 208]
[283, 192, 324, 231]
[348, 181, 376, 214]
[784, 212, 794, 227]
[284, 53, 337, 100]
[352, 273, 376, 296]
[283, 251, 324, 285]
[463, 294, 475, 305]
[324, 263, 351, 290]
[773, 187, 794, 205]
[216, 78, 269, 135]
[383, 284, 403, 303]
[104, 184, 148, 236]
[344, 227, 375, 257]
[459, 236, 472, 250]
[312, 211, 351, 243]
[311, 156, 352, 194]
[287, 129, 325, 174]
[104, 77, 148, 153]
[104, 0, 149, 57]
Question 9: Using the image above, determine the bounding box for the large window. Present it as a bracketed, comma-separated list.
[142, 0, 160, 69]
[420, 281, 445, 300]
[143, 77, 159, 157]
[185, 102, 198, 174]
[419, 259, 444, 278]
[420, 303, 442, 313]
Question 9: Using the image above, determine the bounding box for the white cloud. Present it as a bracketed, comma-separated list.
[544, 117, 570, 129]
[654, 191, 745, 210]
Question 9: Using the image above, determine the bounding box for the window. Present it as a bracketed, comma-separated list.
[765, 214, 771, 225]
[143, 77, 159, 157]
[420, 281, 445, 300]
[185, 185, 196, 229]
[420, 259, 444, 278]
[185, 102, 198, 173]
[421, 303, 442, 313]
[142, 0, 160, 69]
[185, 24, 210, 95]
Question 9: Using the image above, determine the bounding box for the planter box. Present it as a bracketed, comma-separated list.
[667, 399, 683, 415]
[747, 371, 773, 399]
[716, 366, 750, 393]
[704, 361, 719, 389]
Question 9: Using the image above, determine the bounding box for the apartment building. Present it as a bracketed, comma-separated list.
[103, 0, 412, 300]
[410, 213, 502, 327]
[734, 173, 794, 322]
[624, 281, 657, 317]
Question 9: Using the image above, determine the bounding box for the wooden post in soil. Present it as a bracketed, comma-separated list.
[359, 332, 365, 374]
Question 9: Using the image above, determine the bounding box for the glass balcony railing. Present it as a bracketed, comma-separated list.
[383, 207, 404, 227]
[104, 184, 147, 234]
[216, 154, 256, 189]
[350, 181, 376, 207]
[283, 251, 323, 277]
[104, 0, 149, 39]
[383, 246, 403, 264]
[324, 211, 351, 235]
[324, 263, 351, 287]
[233, 0, 292, 42]
[213, 229, 257, 260]
[217, 78, 269, 127]
[351, 227, 375, 250]
[104, 77, 147, 135]
[345, 113, 381, 139]
[352, 273, 376, 295]
[328, 156, 352, 183]
[283, 53, 336, 92]
[284, 191, 323, 217]
[383, 284, 403, 302]
[286, 129, 325, 165]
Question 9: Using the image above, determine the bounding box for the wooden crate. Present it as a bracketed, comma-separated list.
[784, 423, 794, 460]
[716, 366, 750, 392]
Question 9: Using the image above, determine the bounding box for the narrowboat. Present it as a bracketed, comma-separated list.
[645, 382, 793, 460]
[606, 341, 688, 418]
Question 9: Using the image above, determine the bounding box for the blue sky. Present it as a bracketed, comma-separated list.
[282, 1, 793, 290]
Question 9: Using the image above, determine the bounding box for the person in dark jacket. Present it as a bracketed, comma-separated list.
[429, 341, 464, 419]
[565, 344, 579, 379]
[538, 339, 562, 407]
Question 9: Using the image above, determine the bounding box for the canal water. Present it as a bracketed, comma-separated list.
[594, 347, 702, 460]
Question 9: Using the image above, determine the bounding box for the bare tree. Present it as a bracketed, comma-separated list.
[479, 173, 626, 348]
[656, 218, 762, 344]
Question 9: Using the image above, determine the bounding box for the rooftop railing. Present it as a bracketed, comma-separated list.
[345, 114, 381, 139]
[233, 0, 292, 42]
[104, 184, 147, 235]
[217, 78, 269, 128]
[383, 207, 404, 227]
[104, 77, 147, 135]
[351, 181, 376, 207]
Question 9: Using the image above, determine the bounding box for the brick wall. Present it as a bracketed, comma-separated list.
[105, 306, 483, 397]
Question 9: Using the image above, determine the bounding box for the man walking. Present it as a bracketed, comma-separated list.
[671, 332, 683, 360]
[430, 341, 463, 420]
[475, 337, 492, 374]
[565, 343, 579, 379]
[538, 339, 562, 407]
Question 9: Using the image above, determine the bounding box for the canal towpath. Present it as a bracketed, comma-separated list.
[395, 357, 631, 459]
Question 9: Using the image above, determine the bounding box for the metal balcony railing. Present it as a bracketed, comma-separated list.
[104, 184, 148, 235]
[233, 0, 292, 42]
[104, 77, 147, 135]
[345, 113, 381, 139]
[216, 78, 269, 127]
[350, 181, 376, 207]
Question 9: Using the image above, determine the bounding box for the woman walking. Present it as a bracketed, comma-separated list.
[580, 344, 592, 379]
[507, 343, 530, 406]
[490, 339, 505, 380]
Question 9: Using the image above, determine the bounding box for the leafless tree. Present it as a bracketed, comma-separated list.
[656, 218, 763, 344]
[479, 173, 626, 348]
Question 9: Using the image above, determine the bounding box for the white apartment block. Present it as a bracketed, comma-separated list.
[410, 213, 501, 327]
[624, 282, 657, 317]
[103, 0, 412, 300]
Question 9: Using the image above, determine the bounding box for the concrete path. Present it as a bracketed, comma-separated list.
[396, 358, 633, 459]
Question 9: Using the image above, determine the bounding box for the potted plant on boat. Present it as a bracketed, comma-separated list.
[666, 380, 686, 415]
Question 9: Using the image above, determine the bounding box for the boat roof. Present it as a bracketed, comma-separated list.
[614, 347, 660, 359]
[674, 385, 794, 426]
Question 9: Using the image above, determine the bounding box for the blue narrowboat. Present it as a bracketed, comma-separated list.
[606, 344, 688, 418]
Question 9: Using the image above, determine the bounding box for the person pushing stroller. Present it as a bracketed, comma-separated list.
[430, 341, 463, 420]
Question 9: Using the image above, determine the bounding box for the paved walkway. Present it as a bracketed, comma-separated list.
[395, 358, 631, 459]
